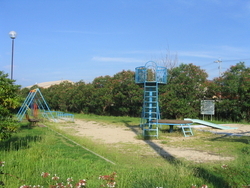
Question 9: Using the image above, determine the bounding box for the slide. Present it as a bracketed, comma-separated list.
[184, 118, 238, 130]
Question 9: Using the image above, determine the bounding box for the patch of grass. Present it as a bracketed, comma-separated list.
[48, 117, 250, 187]
[0, 125, 114, 187]
[161, 140, 168, 144]
[1, 116, 250, 188]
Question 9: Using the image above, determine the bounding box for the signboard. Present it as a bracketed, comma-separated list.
[201, 100, 215, 115]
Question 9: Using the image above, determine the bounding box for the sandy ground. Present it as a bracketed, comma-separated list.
[62, 119, 250, 163]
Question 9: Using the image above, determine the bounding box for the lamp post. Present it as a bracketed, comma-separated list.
[9, 31, 17, 80]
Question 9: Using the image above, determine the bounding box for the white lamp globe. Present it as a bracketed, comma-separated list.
[9, 31, 17, 39]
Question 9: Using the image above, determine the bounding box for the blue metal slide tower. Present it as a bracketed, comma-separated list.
[135, 61, 167, 138]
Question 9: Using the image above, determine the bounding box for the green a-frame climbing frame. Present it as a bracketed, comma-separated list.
[16, 88, 55, 122]
[135, 61, 167, 138]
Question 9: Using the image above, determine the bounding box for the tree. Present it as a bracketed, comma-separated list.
[43, 81, 74, 112]
[160, 63, 208, 119]
[69, 81, 94, 113]
[213, 62, 250, 122]
[159, 49, 179, 70]
[238, 66, 250, 121]
[112, 70, 142, 116]
[0, 71, 21, 141]
[91, 75, 114, 115]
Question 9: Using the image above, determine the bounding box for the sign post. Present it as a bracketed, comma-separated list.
[201, 100, 215, 120]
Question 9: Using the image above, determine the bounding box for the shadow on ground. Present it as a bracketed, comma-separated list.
[0, 124, 43, 151]
[120, 120, 231, 188]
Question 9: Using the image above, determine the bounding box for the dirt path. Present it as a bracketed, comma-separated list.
[61, 119, 250, 163]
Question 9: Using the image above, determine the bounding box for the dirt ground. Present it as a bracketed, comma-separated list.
[62, 119, 250, 163]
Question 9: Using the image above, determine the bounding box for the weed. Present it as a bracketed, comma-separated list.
[1, 163, 116, 188]
[214, 164, 250, 187]
[99, 172, 117, 187]
[19, 172, 88, 188]
[0, 161, 25, 187]
[2, 115, 250, 188]
[160, 140, 168, 144]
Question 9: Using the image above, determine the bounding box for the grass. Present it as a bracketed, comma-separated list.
[1, 116, 250, 187]
[0, 124, 114, 187]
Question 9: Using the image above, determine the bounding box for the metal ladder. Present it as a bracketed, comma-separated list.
[135, 61, 167, 139]
[181, 124, 193, 137]
[141, 82, 160, 138]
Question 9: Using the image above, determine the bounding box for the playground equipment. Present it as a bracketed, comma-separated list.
[154, 119, 193, 137]
[184, 118, 238, 130]
[54, 111, 74, 122]
[135, 61, 194, 138]
[25, 113, 39, 126]
[16, 88, 56, 122]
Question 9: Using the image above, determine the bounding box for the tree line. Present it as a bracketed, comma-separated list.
[1, 61, 250, 141]
[18, 62, 250, 122]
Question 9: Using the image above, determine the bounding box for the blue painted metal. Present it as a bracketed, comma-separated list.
[151, 122, 194, 137]
[16, 88, 55, 122]
[135, 61, 167, 138]
[16, 91, 33, 119]
[16, 89, 37, 121]
[135, 61, 167, 84]
[184, 118, 238, 130]
[54, 111, 74, 122]
[180, 125, 194, 137]
[63, 113, 74, 122]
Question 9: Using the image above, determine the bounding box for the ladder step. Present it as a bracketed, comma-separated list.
[180, 125, 193, 137]
[141, 81, 159, 138]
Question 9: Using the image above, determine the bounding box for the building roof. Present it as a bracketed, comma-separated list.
[26, 80, 74, 89]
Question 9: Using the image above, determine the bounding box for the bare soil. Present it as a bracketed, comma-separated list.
[61, 119, 250, 163]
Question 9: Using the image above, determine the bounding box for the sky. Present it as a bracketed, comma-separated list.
[1, 0, 250, 87]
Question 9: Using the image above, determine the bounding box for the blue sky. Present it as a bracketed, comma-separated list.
[1, 0, 250, 87]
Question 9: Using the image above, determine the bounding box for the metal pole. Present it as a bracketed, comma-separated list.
[11, 39, 15, 80]
[214, 59, 222, 77]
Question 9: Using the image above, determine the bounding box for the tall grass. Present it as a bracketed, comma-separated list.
[0, 116, 250, 187]
[0, 125, 114, 187]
